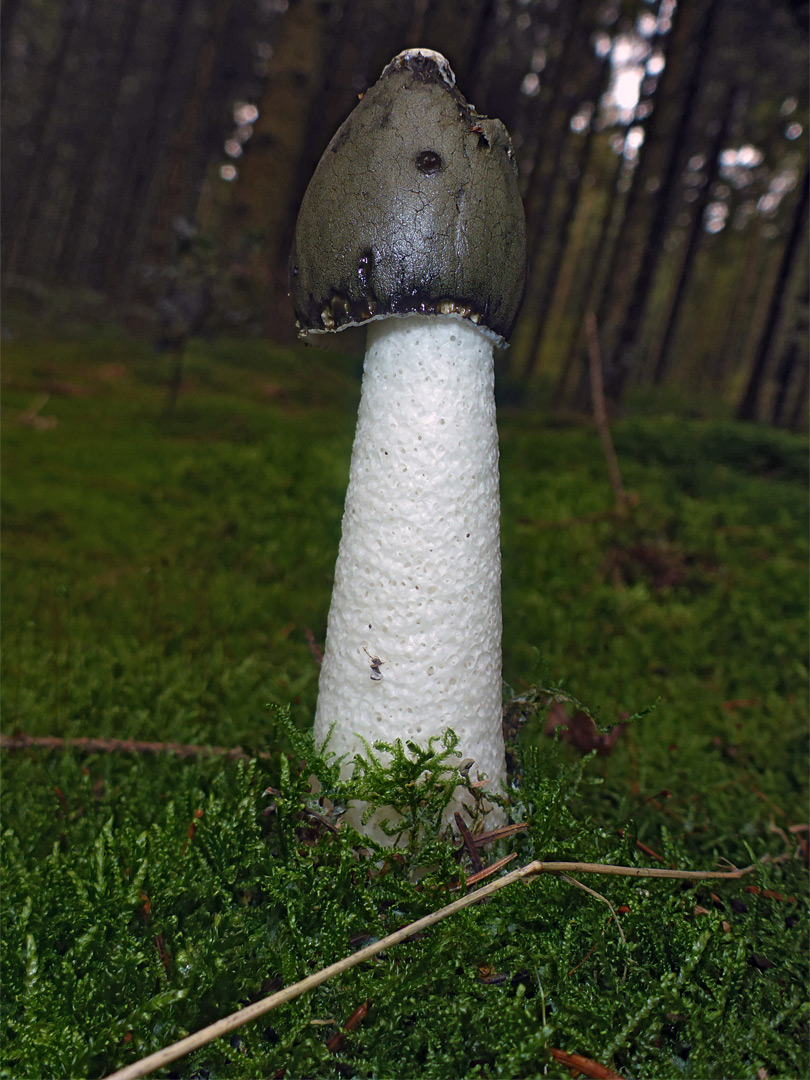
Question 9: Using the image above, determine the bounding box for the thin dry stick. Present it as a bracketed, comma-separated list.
[585, 309, 627, 512]
[549, 1046, 626, 1080]
[104, 858, 753, 1080]
[562, 874, 626, 949]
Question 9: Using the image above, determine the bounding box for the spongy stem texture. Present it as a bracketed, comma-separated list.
[313, 314, 507, 821]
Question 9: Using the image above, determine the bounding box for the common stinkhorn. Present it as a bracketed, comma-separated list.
[290, 48, 526, 836]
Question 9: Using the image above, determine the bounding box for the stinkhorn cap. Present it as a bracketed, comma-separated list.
[290, 48, 526, 348]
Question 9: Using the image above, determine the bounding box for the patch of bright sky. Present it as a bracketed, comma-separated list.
[721, 146, 764, 170]
[234, 102, 259, 126]
[598, 2, 786, 232]
[521, 72, 540, 97]
[601, 0, 675, 124]
[609, 33, 649, 115]
[222, 102, 259, 167]
[758, 164, 801, 215]
[704, 200, 729, 234]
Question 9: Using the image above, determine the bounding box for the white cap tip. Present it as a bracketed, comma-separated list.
[382, 48, 456, 87]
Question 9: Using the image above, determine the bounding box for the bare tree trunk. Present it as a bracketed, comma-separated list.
[52, 0, 146, 283]
[521, 50, 611, 383]
[519, 1, 582, 246]
[3, 0, 88, 274]
[513, 0, 605, 384]
[552, 147, 626, 408]
[787, 353, 809, 433]
[0, 0, 25, 68]
[770, 252, 808, 425]
[103, 0, 203, 298]
[144, 0, 235, 270]
[604, 0, 721, 404]
[559, 150, 629, 411]
[714, 221, 768, 385]
[271, 0, 419, 335]
[737, 165, 808, 421]
[217, 0, 338, 329]
[419, 0, 493, 90]
[651, 81, 737, 385]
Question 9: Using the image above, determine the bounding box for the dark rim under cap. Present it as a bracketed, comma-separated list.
[290, 48, 527, 347]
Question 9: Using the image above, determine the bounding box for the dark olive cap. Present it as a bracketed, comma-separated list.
[290, 49, 527, 347]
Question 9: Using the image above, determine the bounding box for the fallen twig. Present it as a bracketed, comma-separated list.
[17, 393, 58, 430]
[464, 852, 517, 886]
[454, 811, 483, 872]
[103, 857, 754, 1080]
[585, 309, 627, 514]
[304, 626, 323, 666]
[562, 874, 627, 950]
[325, 998, 371, 1053]
[550, 1046, 626, 1080]
[472, 822, 529, 846]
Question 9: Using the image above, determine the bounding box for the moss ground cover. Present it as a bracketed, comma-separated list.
[2, 318, 807, 1078]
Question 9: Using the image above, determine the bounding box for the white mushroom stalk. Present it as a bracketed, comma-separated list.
[290, 49, 526, 838]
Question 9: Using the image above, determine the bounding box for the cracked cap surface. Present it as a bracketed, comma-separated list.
[290, 49, 527, 347]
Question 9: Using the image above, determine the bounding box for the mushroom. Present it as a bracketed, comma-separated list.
[290, 48, 526, 839]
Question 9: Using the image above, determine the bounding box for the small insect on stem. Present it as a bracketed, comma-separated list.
[363, 647, 384, 681]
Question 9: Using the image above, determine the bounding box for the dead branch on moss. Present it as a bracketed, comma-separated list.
[103, 856, 754, 1080]
[550, 1046, 626, 1079]
[586, 309, 627, 514]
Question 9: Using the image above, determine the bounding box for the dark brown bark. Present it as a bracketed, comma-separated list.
[51, 0, 146, 283]
[771, 341, 800, 425]
[770, 251, 808, 424]
[3, 0, 89, 274]
[561, 149, 631, 411]
[604, 0, 722, 403]
[0, 0, 25, 68]
[272, 0, 416, 333]
[216, 0, 341, 328]
[737, 165, 809, 420]
[521, 50, 612, 382]
[787, 352, 809, 432]
[102, 0, 203, 296]
[519, 2, 582, 244]
[652, 81, 737, 385]
[419, 0, 494, 91]
[144, 0, 236, 270]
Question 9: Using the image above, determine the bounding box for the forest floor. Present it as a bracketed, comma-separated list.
[2, 311, 808, 1079]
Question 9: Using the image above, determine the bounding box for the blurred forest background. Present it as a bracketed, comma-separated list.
[1, 0, 808, 424]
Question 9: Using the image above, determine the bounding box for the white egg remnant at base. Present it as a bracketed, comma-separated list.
[313, 314, 507, 830]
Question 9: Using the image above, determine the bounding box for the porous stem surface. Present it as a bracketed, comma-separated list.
[314, 315, 506, 826]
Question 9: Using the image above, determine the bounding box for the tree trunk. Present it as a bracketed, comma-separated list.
[52, 0, 146, 284]
[737, 165, 809, 421]
[3, 0, 89, 275]
[143, 0, 235, 271]
[651, 81, 737, 385]
[217, 0, 338, 328]
[102, 0, 204, 297]
[603, 0, 721, 403]
[560, 148, 629, 411]
[0, 0, 25, 69]
[513, 0, 604, 382]
[787, 353, 809, 433]
[521, 49, 611, 383]
[770, 251, 808, 425]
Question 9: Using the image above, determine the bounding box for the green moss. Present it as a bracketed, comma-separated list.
[2, 321, 807, 1077]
